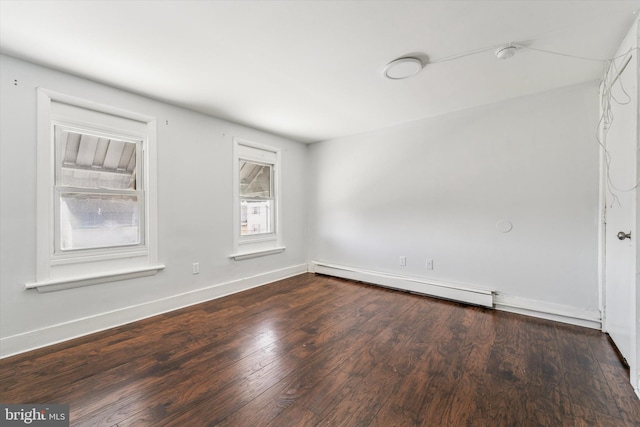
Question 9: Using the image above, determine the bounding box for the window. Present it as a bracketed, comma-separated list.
[55, 126, 143, 252]
[30, 89, 163, 292]
[231, 139, 284, 260]
[240, 160, 273, 236]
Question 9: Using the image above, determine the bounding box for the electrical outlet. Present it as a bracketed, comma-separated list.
[192, 262, 200, 274]
[399, 256, 406, 266]
[426, 259, 433, 270]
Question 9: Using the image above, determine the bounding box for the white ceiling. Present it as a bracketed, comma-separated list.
[1, 1, 638, 143]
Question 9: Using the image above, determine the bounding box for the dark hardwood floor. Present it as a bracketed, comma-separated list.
[2, 273, 640, 426]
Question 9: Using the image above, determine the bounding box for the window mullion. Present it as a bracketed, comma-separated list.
[55, 186, 143, 196]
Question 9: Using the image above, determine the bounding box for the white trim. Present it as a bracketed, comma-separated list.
[230, 247, 286, 261]
[233, 137, 281, 156]
[6, 261, 607, 358]
[50, 248, 149, 265]
[35, 87, 159, 288]
[232, 137, 282, 255]
[238, 234, 278, 245]
[597, 90, 608, 331]
[36, 88, 54, 282]
[311, 261, 602, 328]
[38, 88, 157, 124]
[311, 261, 494, 308]
[25, 265, 166, 293]
[3, 264, 308, 358]
[307, 262, 317, 273]
[494, 294, 601, 329]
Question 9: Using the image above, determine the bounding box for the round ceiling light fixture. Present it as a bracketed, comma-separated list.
[384, 57, 423, 80]
[495, 45, 517, 60]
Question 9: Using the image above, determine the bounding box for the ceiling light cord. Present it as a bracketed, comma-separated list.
[429, 43, 639, 64]
[516, 45, 606, 62]
[429, 44, 503, 64]
[596, 47, 639, 204]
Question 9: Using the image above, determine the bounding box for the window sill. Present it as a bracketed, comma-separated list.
[25, 264, 165, 293]
[229, 247, 286, 261]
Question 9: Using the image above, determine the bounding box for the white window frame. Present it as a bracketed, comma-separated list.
[29, 88, 164, 292]
[53, 124, 144, 253]
[230, 138, 284, 260]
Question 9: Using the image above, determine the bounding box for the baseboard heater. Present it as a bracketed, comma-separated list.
[311, 262, 494, 308]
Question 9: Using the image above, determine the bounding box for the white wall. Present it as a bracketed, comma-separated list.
[309, 81, 601, 324]
[0, 55, 308, 357]
[0, 53, 605, 357]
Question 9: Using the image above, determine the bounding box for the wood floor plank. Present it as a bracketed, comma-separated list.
[2, 273, 640, 426]
[556, 323, 623, 420]
[416, 308, 490, 426]
[264, 404, 320, 427]
[370, 300, 471, 425]
[115, 336, 307, 426]
[599, 362, 640, 424]
[296, 317, 408, 417]
[178, 329, 376, 426]
[214, 296, 388, 426]
[520, 317, 571, 424]
[315, 360, 400, 426]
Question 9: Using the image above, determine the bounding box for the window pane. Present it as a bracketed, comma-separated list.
[58, 128, 137, 190]
[239, 160, 271, 197]
[240, 199, 272, 236]
[60, 193, 140, 250]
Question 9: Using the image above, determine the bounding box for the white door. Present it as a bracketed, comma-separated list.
[604, 163, 636, 365]
[603, 44, 638, 392]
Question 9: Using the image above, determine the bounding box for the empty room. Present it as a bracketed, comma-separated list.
[2, 1, 640, 425]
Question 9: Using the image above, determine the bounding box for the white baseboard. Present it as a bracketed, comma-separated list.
[310, 261, 602, 329]
[0, 264, 308, 359]
[310, 261, 494, 308]
[2, 261, 603, 358]
[493, 294, 601, 329]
